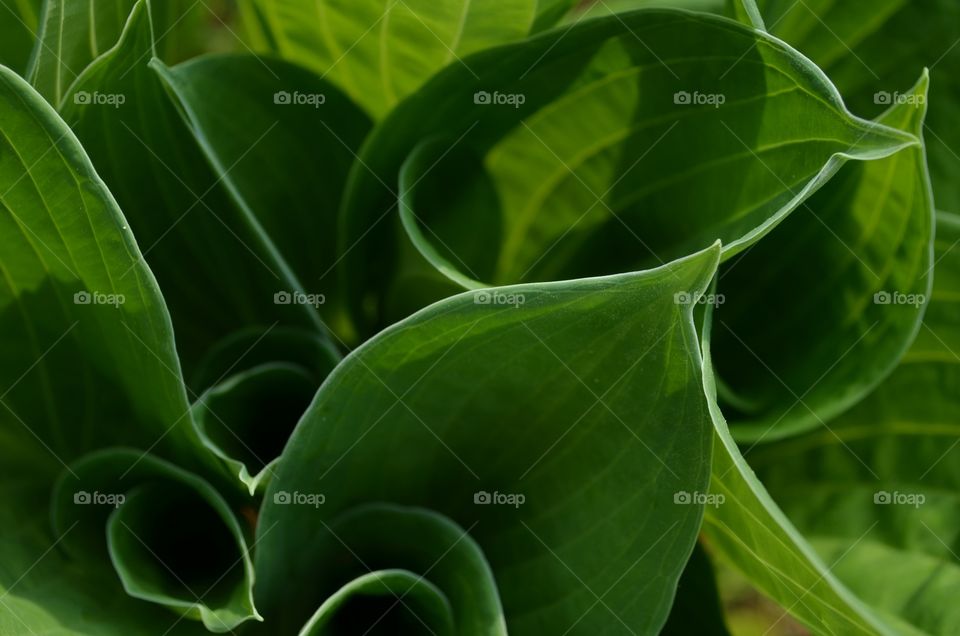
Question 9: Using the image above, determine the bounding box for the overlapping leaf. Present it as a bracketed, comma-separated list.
[749, 213, 960, 635]
[256, 245, 721, 634]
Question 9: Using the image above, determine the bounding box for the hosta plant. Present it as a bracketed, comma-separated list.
[0, 0, 956, 634]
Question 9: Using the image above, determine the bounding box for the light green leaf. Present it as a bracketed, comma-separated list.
[735, 0, 960, 214]
[27, 0, 138, 105]
[192, 363, 320, 495]
[0, 0, 41, 73]
[349, 9, 931, 438]
[255, 244, 722, 634]
[151, 53, 373, 337]
[748, 212, 960, 635]
[0, 59, 209, 633]
[51, 449, 261, 632]
[699, 283, 894, 636]
[237, 0, 540, 119]
[58, 0, 326, 372]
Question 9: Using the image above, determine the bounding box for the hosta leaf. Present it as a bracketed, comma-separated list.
[151, 53, 373, 335]
[298, 570, 455, 635]
[236, 0, 540, 119]
[0, 61, 207, 633]
[58, 0, 325, 371]
[296, 504, 504, 635]
[189, 325, 340, 394]
[698, 287, 894, 635]
[735, 0, 960, 213]
[255, 244, 722, 634]
[748, 212, 960, 635]
[348, 8, 930, 438]
[27, 0, 138, 105]
[661, 543, 730, 635]
[0, 0, 41, 73]
[51, 450, 261, 632]
[192, 362, 320, 495]
[712, 72, 934, 440]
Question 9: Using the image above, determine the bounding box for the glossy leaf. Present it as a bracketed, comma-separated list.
[0, 0, 41, 73]
[749, 212, 960, 635]
[236, 0, 540, 119]
[353, 9, 930, 438]
[0, 61, 207, 634]
[736, 0, 960, 214]
[256, 245, 722, 634]
[152, 53, 372, 336]
[58, 0, 325, 372]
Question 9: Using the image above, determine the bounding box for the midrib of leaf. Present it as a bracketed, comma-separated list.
[312, 0, 362, 99]
[88, 0, 99, 59]
[379, 0, 397, 105]
[446, 0, 473, 64]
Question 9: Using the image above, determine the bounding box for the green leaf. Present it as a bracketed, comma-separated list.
[298, 570, 455, 636]
[151, 53, 373, 336]
[236, 0, 540, 119]
[747, 212, 960, 635]
[698, 284, 894, 635]
[735, 0, 960, 214]
[0, 0, 41, 73]
[661, 543, 731, 635]
[58, 0, 326, 371]
[349, 8, 931, 437]
[0, 59, 209, 633]
[296, 504, 503, 635]
[27, 0, 139, 106]
[255, 244, 722, 633]
[51, 449, 261, 632]
[712, 71, 934, 440]
[192, 363, 320, 495]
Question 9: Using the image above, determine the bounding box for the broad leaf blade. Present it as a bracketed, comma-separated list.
[236, 0, 540, 119]
[0, 61, 207, 633]
[256, 244, 722, 634]
[749, 212, 960, 635]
